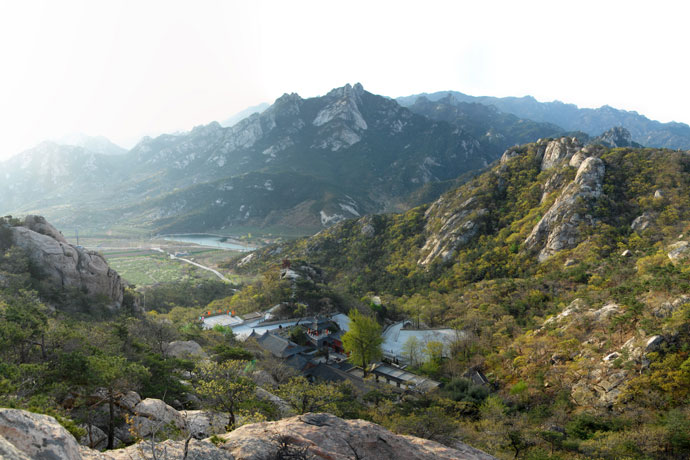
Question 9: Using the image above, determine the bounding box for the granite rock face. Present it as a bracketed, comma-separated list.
[0, 408, 82, 460]
[10, 216, 124, 307]
[667, 241, 690, 263]
[591, 126, 640, 149]
[163, 340, 208, 359]
[0, 435, 32, 460]
[3, 409, 496, 460]
[218, 412, 496, 460]
[525, 156, 606, 261]
[541, 137, 582, 170]
[418, 195, 489, 266]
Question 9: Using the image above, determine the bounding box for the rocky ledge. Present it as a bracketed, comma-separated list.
[0, 408, 496, 460]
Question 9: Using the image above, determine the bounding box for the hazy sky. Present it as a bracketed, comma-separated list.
[1, 0, 688, 159]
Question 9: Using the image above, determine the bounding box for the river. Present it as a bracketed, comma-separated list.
[161, 234, 256, 251]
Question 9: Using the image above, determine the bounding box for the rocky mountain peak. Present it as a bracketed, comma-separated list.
[312, 83, 368, 151]
[591, 126, 640, 148]
[273, 92, 303, 112]
[325, 82, 365, 100]
[55, 133, 127, 156]
[190, 121, 223, 137]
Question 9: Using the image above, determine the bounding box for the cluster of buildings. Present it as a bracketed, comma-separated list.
[201, 306, 472, 393]
[245, 315, 443, 393]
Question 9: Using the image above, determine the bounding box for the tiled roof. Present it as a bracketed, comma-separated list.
[256, 332, 307, 358]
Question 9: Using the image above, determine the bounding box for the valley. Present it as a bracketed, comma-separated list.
[4, 2, 690, 459]
[3, 86, 690, 460]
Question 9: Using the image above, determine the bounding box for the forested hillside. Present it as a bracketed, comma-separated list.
[231, 137, 690, 458]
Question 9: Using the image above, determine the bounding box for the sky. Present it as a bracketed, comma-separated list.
[0, 0, 688, 160]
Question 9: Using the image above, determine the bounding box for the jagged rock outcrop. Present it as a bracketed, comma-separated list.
[312, 83, 368, 151]
[654, 295, 690, 318]
[418, 195, 489, 266]
[540, 137, 582, 170]
[3, 409, 496, 460]
[9, 216, 124, 307]
[590, 126, 641, 148]
[525, 156, 606, 261]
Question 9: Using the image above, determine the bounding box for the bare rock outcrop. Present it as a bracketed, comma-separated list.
[667, 241, 690, 263]
[80, 439, 233, 460]
[631, 212, 654, 232]
[418, 195, 489, 266]
[218, 413, 495, 460]
[541, 137, 582, 170]
[590, 126, 640, 149]
[0, 435, 32, 460]
[163, 340, 208, 359]
[0, 408, 82, 460]
[4, 409, 496, 460]
[10, 215, 123, 307]
[130, 398, 186, 439]
[525, 157, 606, 261]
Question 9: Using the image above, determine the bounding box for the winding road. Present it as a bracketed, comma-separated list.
[151, 247, 230, 282]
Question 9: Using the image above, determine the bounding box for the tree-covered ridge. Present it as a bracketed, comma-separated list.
[231, 140, 690, 458]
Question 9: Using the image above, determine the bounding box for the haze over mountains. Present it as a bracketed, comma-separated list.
[398, 91, 690, 150]
[0, 84, 683, 235]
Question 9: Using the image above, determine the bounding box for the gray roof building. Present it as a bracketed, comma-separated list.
[256, 332, 307, 359]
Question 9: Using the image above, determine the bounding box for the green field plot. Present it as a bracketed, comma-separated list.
[106, 253, 215, 286]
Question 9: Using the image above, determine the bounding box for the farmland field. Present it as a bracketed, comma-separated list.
[105, 252, 217, 286]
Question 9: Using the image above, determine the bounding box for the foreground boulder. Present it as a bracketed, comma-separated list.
[0, 408, 82, 460]
[218, 412, 495, 460]
[9, 215, 124, 307]
[1, 408, 496, 460]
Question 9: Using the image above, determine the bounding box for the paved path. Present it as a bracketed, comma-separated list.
[170, 254, 230, 282]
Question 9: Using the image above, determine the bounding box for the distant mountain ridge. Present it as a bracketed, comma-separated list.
[220, 102, 270, 128]
[0, 83, 669, 236]
[398, 91, 690, 150]
[1, 84, 510, 234]
[54, 133, 127, 156]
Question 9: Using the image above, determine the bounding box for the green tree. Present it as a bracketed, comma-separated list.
[401, 336, 422, 366]
[0, 290, 49, 363]
[276, 376, 343, 415]
[342, 310, 383, 375]
[193, 360, 256, 429]
[87, 355, 148, 449]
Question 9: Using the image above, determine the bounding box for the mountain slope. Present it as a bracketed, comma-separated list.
[405, 94, 566, 157]
[0, 141, 126, 212]
[220, 102, 270, 127]
[2, 84, 509, 234]
[233, 138, 690, 457]
[399, 91, 690, 149]
[55, 133, 127, 155]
